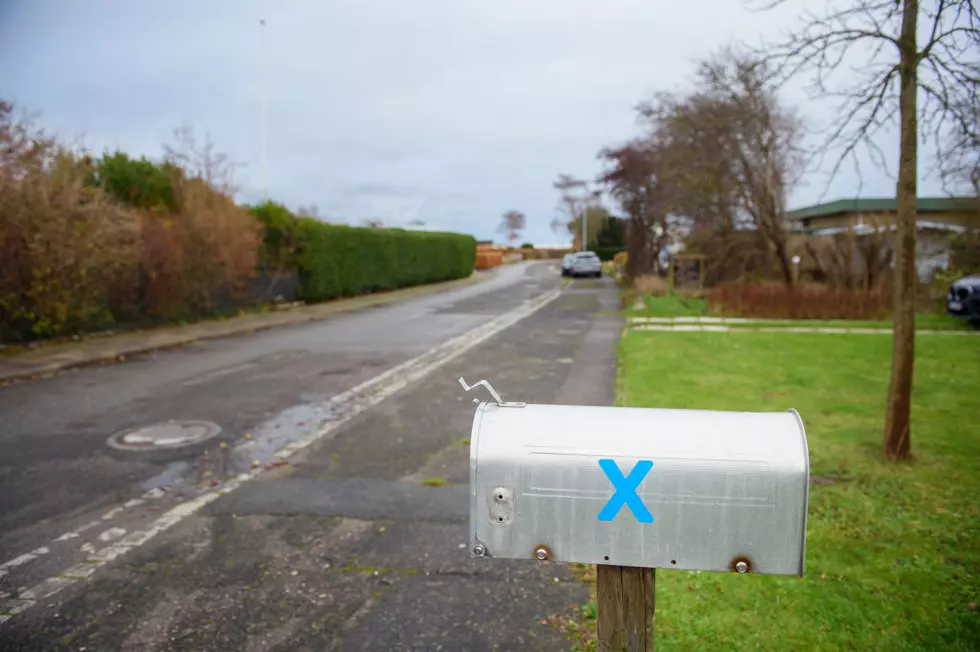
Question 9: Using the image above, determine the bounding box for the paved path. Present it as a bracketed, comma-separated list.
[630, 324, 977, 334]
[627, 316, 979, 335]
[0, 263, 620, 651]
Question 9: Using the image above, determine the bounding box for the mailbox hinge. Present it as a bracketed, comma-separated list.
[458, 377, 526, 407]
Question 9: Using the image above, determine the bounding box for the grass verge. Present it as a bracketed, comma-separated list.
[627, 295, 707, 317]
[570, 330, 980, 650]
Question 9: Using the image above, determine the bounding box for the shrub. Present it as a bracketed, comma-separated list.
[520, 242, 534, 249]
[593, 246, 626, 261]
[801, 224, 893, 291]
[0, 104, 139, 341]
[165, 176, 260, 314]
[708, 283, 892, 320]
[0, 100, 472, 341]
[520, 248, 570, 260]
[91, 151, 179, 213]
[295, 220, 475, 302]
[685, 227, 795, 286]
[950, 228, 980, 273]
[248, 201, 300, 275]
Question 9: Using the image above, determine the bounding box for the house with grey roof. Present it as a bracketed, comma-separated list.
[786, 197, 978, 281]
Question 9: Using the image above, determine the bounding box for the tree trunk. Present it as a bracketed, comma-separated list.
[773, 234, 795, 285]
[884, 0, 917, 461]
[626, 218, 649, 279]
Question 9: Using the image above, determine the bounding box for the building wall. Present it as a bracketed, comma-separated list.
[790, 223, 961, 283]
[801, 210, 979, 232]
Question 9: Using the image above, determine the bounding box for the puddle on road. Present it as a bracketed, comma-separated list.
[141, 461, 191, 491]
[139, 402, 339, 494]
[231, 402, 338, 469]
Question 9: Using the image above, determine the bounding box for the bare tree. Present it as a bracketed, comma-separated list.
[940, 96, 980, 201]
[498, 210, 526, 245]
[599, 140, 671, 278]
[758, 0, 980, 460]
[553, 174, 588, 238]
[698, 53, 805, 284]
[803, 217, 895, 290]
[639, 52, 804, 284]
[164, 125, 238, 194]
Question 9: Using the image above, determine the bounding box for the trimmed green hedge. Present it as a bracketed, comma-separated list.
[295, 220, 476, 301]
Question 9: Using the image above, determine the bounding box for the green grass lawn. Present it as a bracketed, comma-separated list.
[571, 331, 980, 650]
[628, 295, 708, 317]
[629, 296, 976, 331]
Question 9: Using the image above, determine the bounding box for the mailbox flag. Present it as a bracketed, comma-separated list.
[597, 459, 654, 523]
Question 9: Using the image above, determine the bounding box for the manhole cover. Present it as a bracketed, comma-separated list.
[107, 420, 222, 460]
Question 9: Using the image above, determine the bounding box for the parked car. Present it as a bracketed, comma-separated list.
[947, 274, 980, 325]
[568, 251, 602, 278]
[560, 253, 576, 277]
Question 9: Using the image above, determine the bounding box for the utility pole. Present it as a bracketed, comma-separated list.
[581, 193, 588, 252]
[259, 18, 269, 201]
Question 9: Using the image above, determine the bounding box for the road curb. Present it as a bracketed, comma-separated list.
[0, 271, 494, 384]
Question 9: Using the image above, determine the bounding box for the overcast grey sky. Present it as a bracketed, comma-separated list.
[0, 0, 950, 244]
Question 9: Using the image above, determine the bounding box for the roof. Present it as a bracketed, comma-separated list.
[786, 197, 976, 220]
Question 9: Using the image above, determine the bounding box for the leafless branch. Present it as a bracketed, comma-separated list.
[756, 0, 978, 196]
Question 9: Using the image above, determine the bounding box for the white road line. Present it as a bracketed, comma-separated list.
[0, 287, 562, 625]
[0, 553, 36, 570]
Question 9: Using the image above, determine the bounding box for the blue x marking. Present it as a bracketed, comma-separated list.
[597, 459, 654, 523]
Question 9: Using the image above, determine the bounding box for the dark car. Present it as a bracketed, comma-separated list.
[947, 274, 980, 325]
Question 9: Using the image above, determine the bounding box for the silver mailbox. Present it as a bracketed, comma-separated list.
[466, 391, 809, 576]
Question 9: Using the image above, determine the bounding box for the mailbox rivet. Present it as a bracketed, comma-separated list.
[735, 561, 749, 574]
[473, 544, 486, 556]
[534, 546, 550, 561]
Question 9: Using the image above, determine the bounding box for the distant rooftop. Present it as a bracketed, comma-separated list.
[786, 197, 975, 220]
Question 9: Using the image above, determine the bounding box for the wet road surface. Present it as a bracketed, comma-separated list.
[0, 261, 621, 651]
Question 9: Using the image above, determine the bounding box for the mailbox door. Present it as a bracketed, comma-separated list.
[469, 403, 808, 576]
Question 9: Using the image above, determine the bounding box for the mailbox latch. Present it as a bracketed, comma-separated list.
[458, 377, 526, 407]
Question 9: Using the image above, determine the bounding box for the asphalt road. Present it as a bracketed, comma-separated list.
[0, 261, 621, 651]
